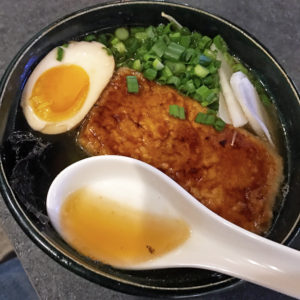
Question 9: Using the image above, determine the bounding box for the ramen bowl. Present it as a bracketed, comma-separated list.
[0, 1, 299, 297]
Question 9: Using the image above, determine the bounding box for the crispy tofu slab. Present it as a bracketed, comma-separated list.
[78, 68, 283, 234]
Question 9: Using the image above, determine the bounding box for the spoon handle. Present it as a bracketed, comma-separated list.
[194, 225, 300, 298]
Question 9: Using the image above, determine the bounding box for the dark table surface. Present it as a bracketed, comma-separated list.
[0, 0, 299, 299]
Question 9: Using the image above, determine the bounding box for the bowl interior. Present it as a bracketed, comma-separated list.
[0, 1, 300, 297]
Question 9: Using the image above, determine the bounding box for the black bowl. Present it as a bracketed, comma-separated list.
[0, 1, 300, 298]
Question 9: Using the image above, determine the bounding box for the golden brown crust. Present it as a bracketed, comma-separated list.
[77, 68, 283, 234]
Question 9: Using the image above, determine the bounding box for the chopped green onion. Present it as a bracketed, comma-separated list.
[126, 76, 139, 93]
[164, 42, 185, 61]
[56, 47, 64, 61]
[178, 106, 186, 119]
[208, 101, 219, 112]
[169, 32, 181, 42]
[183, 48, 195, 62]
[198, 36, 212, 50]
[113, 42, 127, 54]
[203, 49, 216, 60]
[191, 32, 202, 47]
[135, 31, 148, 41]
[214, 118, 226, 131]
[125, 38, 140, 55]
[195, 85, 209, 101]
[214, 60, 222, 68]
[97, 22, 270, 121]
[161, 66, 173, 77]
[143, 53, 157, 61]
[195, 112, 215, 125]
[97, 34, 108, 45]
[202, 91, 218, 107]
[193, 78, 202, 88]
[184, 80, 195, 94]
[110, 37, 120, 45]
[179, 35, 191, 48]
[115, 27, 129, 41]
[146, 26, 156, 38]
[151, 39, 167, 57]
[143, 61, 153, 70]
[84, 34, 96, 42]
[207, 64, 218, 74]
[213, 35, 228, 53]
[169, 104, 186, 119]
[165, 61, 186, 75]
[132, 59, 142, 71]
[143, 68, 157, 80]
[157, 76, 168, 84]
[194, 64, 209, 78]
[62, 43, 69, 48]
[167, 76, 180, 87]
[153, 58, 164, 70]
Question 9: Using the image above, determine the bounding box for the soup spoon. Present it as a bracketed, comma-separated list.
[47, 155, 300, 298]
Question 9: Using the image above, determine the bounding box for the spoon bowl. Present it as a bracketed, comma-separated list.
[47, 155, 300, 298]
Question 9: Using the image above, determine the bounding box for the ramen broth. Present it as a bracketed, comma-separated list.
[60, 187, 190, 267]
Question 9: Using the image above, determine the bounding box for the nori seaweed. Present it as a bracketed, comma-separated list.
[4, 131, 54, 225]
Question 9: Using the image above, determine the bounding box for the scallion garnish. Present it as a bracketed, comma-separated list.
[165, 61, 186, 75]
[126, 76, 139, 93]
[153, 58, 164, 70]
[84, 34, 96, 42]
[89, 19, 270, 130]
[56, 47, 64, 61]
[169, 104, 186, 120]
[135, 31, 148, 41]
[151, 40, 167, 57]
[195, 112, 215, 125]
[113, 41, 127, 54]
[167, 76, 180, 87]
[198, 36, 212, 50]
[143, 68, 157, 80]
[213, 35, 228, 53]
[115, 27, 129, 41]
[179, 35, 191, 48]
[132, 59, 142, 71]
[62, 43, 69, 48]
[164, 42, 185, 61]
[214, 118, 226, 131]
[194, 112, 226, 131]
[194, 64, 210, 78]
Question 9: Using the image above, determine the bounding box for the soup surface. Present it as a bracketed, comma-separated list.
[60, 187, 190, 266]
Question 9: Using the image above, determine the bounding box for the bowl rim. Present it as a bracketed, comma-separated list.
[0, 0, 299, 298]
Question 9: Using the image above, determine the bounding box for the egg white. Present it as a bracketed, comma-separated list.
[21, 41, 115, 134]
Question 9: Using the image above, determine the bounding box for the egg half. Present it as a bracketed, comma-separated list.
[21, 41, 115, 134]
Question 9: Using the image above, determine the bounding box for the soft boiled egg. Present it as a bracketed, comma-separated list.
[21, 41, 115, 134]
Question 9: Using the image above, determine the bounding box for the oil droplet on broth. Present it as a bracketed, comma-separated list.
[60, 187, 190, 267]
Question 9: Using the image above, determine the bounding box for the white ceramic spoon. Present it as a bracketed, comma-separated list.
[47, 155, 300, 298]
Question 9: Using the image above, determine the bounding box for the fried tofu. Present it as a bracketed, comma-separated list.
[77, 68, 283, 234]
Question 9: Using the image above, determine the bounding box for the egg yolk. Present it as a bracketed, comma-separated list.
[29, 65, 90, 122]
